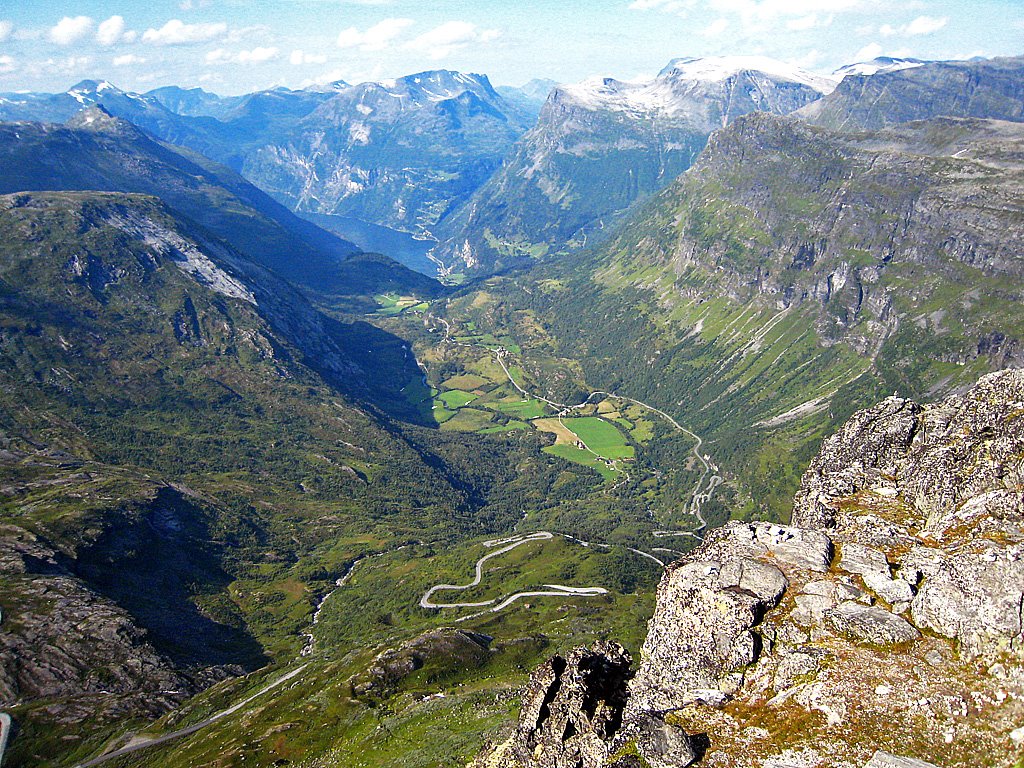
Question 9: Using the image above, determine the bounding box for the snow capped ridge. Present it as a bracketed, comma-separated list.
[67, 79, 123, 97]
[356, 70, 495, 103]
[659, 56, 837, 92]
[833, 57, 926, 79]
[555, 56, 835, 118]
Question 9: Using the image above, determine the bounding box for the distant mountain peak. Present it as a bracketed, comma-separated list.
[66, 80, 123, 102]
[65, 105, 147, 138]
[555, 55, 834, 117]
[370, 70, 499, 102]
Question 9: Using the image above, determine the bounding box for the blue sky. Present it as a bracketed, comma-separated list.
[0, 0, 1021, 94]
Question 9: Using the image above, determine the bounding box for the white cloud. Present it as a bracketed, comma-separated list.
[49, 16, 94, 46]
[337, 18, 414, 51]
[711, 0, 862, 16]
[113, 53, 146, 66]
[905, 15, 947, 35]
[0, 55, 16, 74]
[238, 46, 279, 63]
[787, 13, 832, 30]
[228, 25, 271, 43]
[702, 18, 729, 36]
[628, 0, 693, 12]
[290, 49, 329, 65]
[0, 21, 12, 42]
[206, 46, 279, 65]
[97, 16, 136, 46]
[33, 55, 92, 75]
[854, 41, 883, 60]
[142, 19, 228, 45]
[696, 0, 865, 30]
[795, 49, 823, 68]
[406, 21, 500, 60]
[880, 15, 947, 37]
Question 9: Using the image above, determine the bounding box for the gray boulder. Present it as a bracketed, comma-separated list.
[631, 712, 697, 768]
[825, 601, 921, 645]
[625, 558, 778, 714]
[708, 521, 833, 572]
[718, 558, 789, 603]
[911, 544, 1024, 660]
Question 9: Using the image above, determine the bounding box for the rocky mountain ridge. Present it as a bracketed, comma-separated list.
[0, 71, 534, 263]
[0, 107, 369, 294]
[798, 56, 1024, 131]
[474, 368, 1024, 767]
[434, 56, 831, 275]
[241, 69, 532, 235]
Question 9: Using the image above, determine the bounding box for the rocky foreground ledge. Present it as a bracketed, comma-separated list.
[473, 370, 1024, 768]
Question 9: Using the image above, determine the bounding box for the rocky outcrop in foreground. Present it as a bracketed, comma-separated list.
[474, 370, 1024, 767]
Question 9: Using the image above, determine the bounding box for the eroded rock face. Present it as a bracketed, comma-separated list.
[476, 370, 1024, 768]
[910, 544, 1024, 659]
[792, 396, 922, 530]
[471, 643, 635, 768]
[0, 528, 192, 723]
[624, 552, 789, 715]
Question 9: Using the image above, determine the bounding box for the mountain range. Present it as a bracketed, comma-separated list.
[0, 50, 1021, 768]
[432, 56, 835, 274]
[0, 72, 536, 273]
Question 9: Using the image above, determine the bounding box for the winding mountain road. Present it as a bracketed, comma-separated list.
[419, 532, 610, 612]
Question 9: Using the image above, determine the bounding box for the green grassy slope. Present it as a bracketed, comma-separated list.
[438, 114, 1024, 520]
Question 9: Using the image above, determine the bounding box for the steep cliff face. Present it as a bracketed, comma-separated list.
[798, 56, 1024, 131]
[475, 369, 1024, 767]
[435, 57, 830, 275]
[613, 112, 1024, 337]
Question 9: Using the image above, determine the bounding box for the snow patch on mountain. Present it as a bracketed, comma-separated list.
[659, 56, 838, 93]
[833, 57, 926, 79]
[557, 56, 834, 119]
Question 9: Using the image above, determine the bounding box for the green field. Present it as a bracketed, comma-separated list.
[431, 404, 457, 422]
[440, 408, 496, 432]
[543, 444, 618, 480]
[442, 374, 490, 391]
[495, 398, 548, 420]
[375, 294, 429, 316]
[561, 417, 635, 460]
[439, 389, 478, 409]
